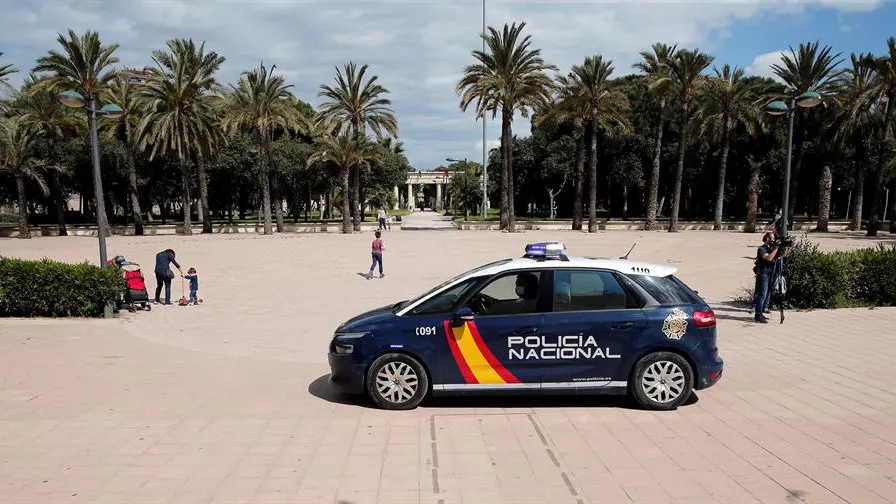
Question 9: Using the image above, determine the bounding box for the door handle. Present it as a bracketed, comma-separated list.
[611, 321, 634, 330]
[512, 326, 539, 335]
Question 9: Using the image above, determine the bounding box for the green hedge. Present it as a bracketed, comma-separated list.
[782, 239, 896, 309]
[0, 257, 124, 317]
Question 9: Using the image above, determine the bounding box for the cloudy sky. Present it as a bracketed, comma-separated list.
[0, 0, 892, 170]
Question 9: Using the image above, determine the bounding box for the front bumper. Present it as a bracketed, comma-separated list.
[327, 353, 365, 395]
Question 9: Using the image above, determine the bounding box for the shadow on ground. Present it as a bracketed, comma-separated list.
[308, 374, 699, 410]
[713, 300, 758, 324]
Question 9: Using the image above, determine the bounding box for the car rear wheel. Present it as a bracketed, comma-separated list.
[631, 352, 693, 410]
[366, 353, 429, 410]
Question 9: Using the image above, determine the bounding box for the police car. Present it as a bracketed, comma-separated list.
[328, 242, 723, 410]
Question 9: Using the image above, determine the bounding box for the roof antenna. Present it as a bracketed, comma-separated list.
[620, 243, 636, 260]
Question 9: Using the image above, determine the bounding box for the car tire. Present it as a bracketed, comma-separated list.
[366, 353, 429, 410]
[631, 351, 694, 411]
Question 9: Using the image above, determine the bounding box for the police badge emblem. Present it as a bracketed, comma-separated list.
[662, 308, 688, 340]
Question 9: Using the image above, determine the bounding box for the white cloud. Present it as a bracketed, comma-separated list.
[0, 0, 882, 170]
[746, 51, 787, 81]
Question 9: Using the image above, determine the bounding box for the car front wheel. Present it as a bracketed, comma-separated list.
[366, 353, 429, 410]
[631, 352, 693, 410]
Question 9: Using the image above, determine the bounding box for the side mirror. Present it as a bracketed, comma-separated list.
[451, 306, 475, 326]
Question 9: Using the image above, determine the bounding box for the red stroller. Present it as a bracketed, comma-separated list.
[109, 256, 151, 312]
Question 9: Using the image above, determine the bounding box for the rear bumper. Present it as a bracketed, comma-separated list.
[327, 353, 365, 395]
[695, 358, 723, 390]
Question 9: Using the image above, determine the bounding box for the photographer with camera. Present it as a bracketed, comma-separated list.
[753, 231, 787, 323]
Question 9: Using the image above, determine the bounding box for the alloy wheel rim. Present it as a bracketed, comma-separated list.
[641, 360, 685, 403]
[376, 361, 419, 404]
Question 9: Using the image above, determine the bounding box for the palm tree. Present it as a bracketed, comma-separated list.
[858, 37, 896, 235]
[102, 74, 145, 235]
[771, 41, 843, 230]
[136, 38, 224, 236]
[567, 56, 630, 232]
[221, 62, 301, 235]
[536, 75, 589, 230]
[667, 48, 714, 232]
[838, 53, 878, 231]
[32, 29, 119, 233]
[319, 62, 398, 231]
[699, 65, 760, 230]
[457, 22, 556, 231]
[0, 52, 17, 89]
[307, 132, 378, 233]
[633, 43, 677, 230]
[0, 117, 55, 238]
[16, 73, 77, 236]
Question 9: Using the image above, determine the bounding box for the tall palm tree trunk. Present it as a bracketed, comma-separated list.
[587, 113, 599, 233]
[745, 166, 760, 233]
[123, 121, 144, 236]
[646, 96, 666, 230]
[713, 121, 731, 231]
[817, 164, 832, 232]
[888, 178, 896, 233]
[341, 166, 352, 234]
[351, 165, 361, 231]
[178, 154, 192, 236]
[195, 149, 212, 234]
[48, 170, 68, 236]
[15, 176, 30, 239]
[668, 100, 690, 232]
[572, 131, 585, 230]
[503, 107, 516, 232]
[850, 151, 865, 231]
[264, 139, 284, 233]
[257, 146, 273, 235]
[867, 102, 893, 236]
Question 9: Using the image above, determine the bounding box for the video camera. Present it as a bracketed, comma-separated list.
[774, 235, 794, 248]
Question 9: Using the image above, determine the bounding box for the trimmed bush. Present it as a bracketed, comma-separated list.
[0, 257, 123, 317]
[780, 239, 896, 309]
[849, 244, 896, 306]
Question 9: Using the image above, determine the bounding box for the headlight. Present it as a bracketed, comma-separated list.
[332, 332, 368, 354]
[335, 332, 368, 340]
[333, 343, 354, 354]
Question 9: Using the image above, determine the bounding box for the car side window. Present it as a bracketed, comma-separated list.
[465, 271, 543, 316]
[409, 278, 480, 316]
[553, 270, 631, 312]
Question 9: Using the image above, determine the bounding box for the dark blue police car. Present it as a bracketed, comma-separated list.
[328, 242, 723, 410]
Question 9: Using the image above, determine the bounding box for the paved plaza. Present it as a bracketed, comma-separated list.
[1, 225, 895, 504]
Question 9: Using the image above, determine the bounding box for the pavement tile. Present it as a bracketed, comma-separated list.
[3, 231, 896, 503]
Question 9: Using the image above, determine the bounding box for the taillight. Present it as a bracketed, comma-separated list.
[693, 310, 716, 328]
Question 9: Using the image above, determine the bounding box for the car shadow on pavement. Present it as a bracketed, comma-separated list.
[308, 374, 699, 410]
[308, 374, 370, 407]
[713, 300, 758, 324]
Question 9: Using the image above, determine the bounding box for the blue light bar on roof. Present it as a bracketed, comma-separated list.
[525, 242, 567, 258]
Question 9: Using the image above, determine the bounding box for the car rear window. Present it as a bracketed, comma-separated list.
[628, 274, 703, 306]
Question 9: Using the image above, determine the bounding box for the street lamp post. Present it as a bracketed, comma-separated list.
[447, 158, 470, 220]
[481, 0, 487, 221]
[58, 90, 122, 318]
[764, 91, 823, 238]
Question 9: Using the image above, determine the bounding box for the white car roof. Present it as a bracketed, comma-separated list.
[475, 256, 677, 278]
[395, 255, 677, 316]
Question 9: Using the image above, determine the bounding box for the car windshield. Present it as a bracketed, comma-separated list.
[394, 259, 511, 312]
[628, 274, 704, 306]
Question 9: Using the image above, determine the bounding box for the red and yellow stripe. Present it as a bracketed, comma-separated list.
[443, 320, 519, 384]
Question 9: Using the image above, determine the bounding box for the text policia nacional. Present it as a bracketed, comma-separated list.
[507, 335, 621, 360]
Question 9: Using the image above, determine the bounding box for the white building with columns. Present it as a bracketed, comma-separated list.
[396, 170, 453, 211]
